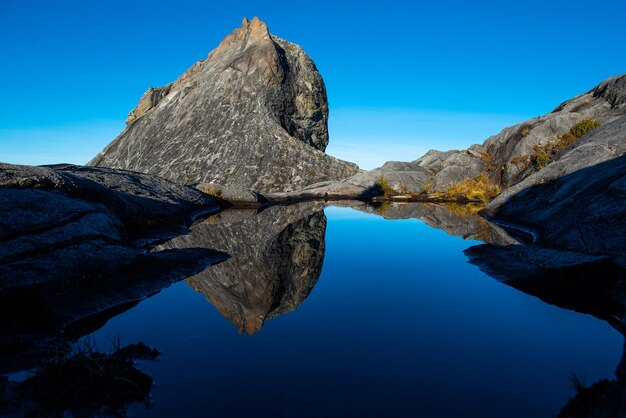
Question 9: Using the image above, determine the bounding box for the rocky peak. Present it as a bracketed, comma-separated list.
[89, 18, 358, 192]
[209, 16, 271, 60]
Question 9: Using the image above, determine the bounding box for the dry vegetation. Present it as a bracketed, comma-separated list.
[440, 174, 502, 203]
[375, 176, 399, 197]
[531, 119, 601, 170]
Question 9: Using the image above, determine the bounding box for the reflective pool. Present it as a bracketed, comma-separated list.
[80, 203, 623, 417]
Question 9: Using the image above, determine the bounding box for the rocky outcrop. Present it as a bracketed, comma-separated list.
[393, 74, 625, 193]
[156, 202, 326, 334]
[462, 111, 626, 334]
[0, 163, 221, 234]
[0, 163, 228, 372]
[89, 17, 359, 192]
[276, 74, 625, 202]
[482, 145, 626, 268]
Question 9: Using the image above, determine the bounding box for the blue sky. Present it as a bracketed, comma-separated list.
[1, 0, 625, 169]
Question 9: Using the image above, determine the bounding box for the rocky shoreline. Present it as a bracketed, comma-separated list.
[1, 16, 625, 417]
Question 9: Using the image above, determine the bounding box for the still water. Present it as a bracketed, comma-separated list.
[83, 203, 621, 417]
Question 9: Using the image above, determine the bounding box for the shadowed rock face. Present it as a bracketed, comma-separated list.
[89, 17, 359, 192]
[0, 163, 228, 373]
[557, 341, 626, 418]
[484, 152, 626, 268]
[157, 202, 327, 334]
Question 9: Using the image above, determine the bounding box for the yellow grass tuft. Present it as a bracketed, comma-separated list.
[443, 174, 501, 203]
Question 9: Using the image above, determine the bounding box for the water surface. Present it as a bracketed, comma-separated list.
[80, 203, 623, 417]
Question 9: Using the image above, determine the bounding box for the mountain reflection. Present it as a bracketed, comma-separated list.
[351, 200, 518, 244]
[155, 201, 517, 334]
[157, 202, 327, 334]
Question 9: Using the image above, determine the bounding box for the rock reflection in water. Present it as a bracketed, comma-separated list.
[466, 243, 626, 417]
[157, 202, 327, 334]
[351, 201, 518, 244]
[156, 201, 518, 335]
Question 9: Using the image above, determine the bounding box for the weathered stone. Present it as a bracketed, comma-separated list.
[483, 140, 626, 267]
[0, 163, 220, 233]
[291, 74, 625, 202]
[0, 163, 228, 374]
[89, 17, 359, 192]
[195, 182, 267, 207]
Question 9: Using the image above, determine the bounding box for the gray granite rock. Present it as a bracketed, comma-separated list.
[195, 182, 267, 207]
[482, 139, 626, 267]
[89, 17, 359, 192]
[0, 163, 228, 373]
[283, 74, 625, 202]
[0, 163, 220, 234]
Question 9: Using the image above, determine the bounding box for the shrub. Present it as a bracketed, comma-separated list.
[444, 174, 501, 203]
[521, 126, 531, 137]
[510, 155, 531, 171]
[199, 184, 222, 197]
[531, 146, 552, 170]
[480, 151, 492, 164]
[552, 132, 577, 153]
[570, 119, 601, 138]
[376, 176, 398, 197]
[530, 119, 600, 170]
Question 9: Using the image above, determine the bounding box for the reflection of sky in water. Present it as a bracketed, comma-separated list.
[89, 206, 622, 418]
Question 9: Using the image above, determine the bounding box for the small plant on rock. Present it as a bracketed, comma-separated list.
[570, 119, 601, 138]
[531, 146, 552, 170]
[443, 174, 501, 203]
[376, 177, 399, 197]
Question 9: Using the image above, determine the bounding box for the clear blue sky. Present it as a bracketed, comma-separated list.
[1, 0, 625, 169]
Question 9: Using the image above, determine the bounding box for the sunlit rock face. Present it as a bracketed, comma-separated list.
[156, 202, 326, 334]
[282, 74, 626, 200]
[89, 17, 359, 192]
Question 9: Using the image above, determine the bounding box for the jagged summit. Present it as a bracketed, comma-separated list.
[89, 18, 358, 192]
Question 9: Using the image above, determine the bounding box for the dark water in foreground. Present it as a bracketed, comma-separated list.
[72, 203, 622, 418]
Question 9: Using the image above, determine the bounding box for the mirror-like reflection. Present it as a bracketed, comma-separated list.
[2, 201, 624, 417]
[157, 202, 327, 334]
[466, 242, 626, 417]
[351, 201, 518, 244]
